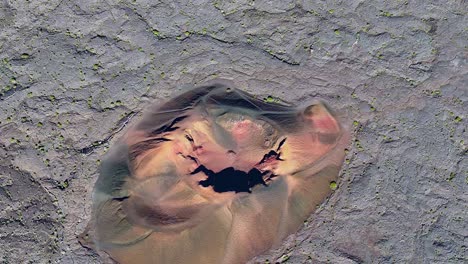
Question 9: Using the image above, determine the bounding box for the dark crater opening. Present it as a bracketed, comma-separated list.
[191, 165, 269, 193]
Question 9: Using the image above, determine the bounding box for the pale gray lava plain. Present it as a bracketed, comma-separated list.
[0, 1, 466, 263]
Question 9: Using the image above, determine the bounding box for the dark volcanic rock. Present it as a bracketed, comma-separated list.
[0, 0, 466, 263]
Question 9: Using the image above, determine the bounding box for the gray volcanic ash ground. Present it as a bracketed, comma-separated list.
[0, 0, 466, 263]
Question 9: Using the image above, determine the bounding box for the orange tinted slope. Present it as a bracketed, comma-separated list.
[80, 81, 350, 264]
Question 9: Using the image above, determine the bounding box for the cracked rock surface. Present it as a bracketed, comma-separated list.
[0, 0, 466, 263]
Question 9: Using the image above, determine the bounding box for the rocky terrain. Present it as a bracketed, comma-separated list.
[0, 0, 466, 263]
